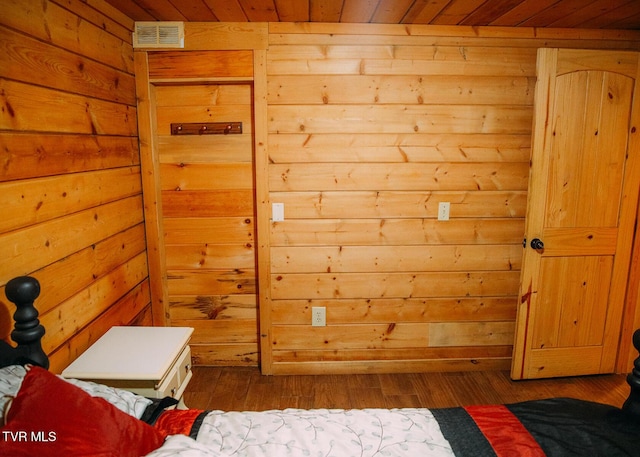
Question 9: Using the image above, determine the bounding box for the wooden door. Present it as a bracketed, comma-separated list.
[511, 49, 640, 380]
[154, 82, 259, 366]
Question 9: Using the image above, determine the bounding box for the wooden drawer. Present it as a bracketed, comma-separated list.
[156, 345, 192, 399]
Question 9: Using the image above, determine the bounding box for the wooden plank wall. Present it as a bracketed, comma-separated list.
[0, 0, 150, 373]
[6, 1, 640, 376]
[263, 23, 640, 374]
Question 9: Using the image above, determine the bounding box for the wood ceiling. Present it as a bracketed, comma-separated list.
[105, 0, 640, 30]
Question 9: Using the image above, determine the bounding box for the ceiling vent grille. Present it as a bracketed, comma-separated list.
[133, 22, 184, 48]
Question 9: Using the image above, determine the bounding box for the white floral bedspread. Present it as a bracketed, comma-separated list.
[186, 408, 455, 457]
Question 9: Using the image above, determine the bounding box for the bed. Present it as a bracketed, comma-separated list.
[1, 275, 640, 456]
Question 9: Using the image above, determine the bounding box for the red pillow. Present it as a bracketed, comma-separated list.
[0, 366, 165, 456]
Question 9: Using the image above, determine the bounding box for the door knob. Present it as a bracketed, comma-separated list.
[530, 238, 544, 250]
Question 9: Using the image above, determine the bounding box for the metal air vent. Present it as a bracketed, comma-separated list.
[133, 22, 184, 48]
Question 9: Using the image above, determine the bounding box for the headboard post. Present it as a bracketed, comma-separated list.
[0, 276, 49, 369]
[623, 328, 640, 417]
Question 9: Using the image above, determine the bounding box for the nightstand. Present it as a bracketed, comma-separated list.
[62, 326, 194, 404]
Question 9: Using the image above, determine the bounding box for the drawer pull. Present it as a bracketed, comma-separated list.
[171, 387, 177, 397]
[184, 364, 191, 373]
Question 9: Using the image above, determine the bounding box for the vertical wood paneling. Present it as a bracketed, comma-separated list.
[0, 0, 148, 373]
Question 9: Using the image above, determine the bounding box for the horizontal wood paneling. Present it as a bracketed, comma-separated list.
[0, 79, 137, 136]
[169, 294, 257, 320]
[2, 0, 135, 73]
[271, 245, 522, 272]
[271, 297, 517, 324]
[190, 343, 259, 366]
[158, 135, 251, 163]
[160, 163, 253, 190]
[164, 217, 254, 244]
[48, 280, 152, 373]
[155, 84, 253, 107]
[268, 75, 535, 105]
[181, 23, 268, 51]
[0, 0, 149, 373]
[0, 27, 136, 105]
[151, 77, 258, 366]
[1, 167, 142, 233]
[148, 50, 254, 79]
[268, 133, 531, 162]
[262, 23, 640, 375]
[269, 163, 529, 191]
[162, 190, 254, 217]
[271, 271, 520, 299]
[270, 191, 527, 218]
[40, 252, 149, 354]
[272, 322, 514, 350]
[168, 269, 256, 295]
[0, 196, 144, 282]
[269, 105, 532, 134]
[270, 219, 524, 245]
[0, 134, 139, 181]
[268, 24, 640, 50]
[267, 45, 537, 75]
[166, 244, 255, 269]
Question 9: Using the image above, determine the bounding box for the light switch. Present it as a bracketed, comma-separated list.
[272, 202, 284, 221]
[438, 202, 450, 221]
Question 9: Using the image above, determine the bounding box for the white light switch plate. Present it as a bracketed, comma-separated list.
[272, 203, 284, 222]
[438, 202, 450, 221]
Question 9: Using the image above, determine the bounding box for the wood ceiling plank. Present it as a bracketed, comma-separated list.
[238, 0, 279, 22]
[459, 0, 524, 26]
[173, 0, 218, 21]
[104, 0, 640, 29]
[104, 0, 156, 21]
[488, 0, 560, 26]
[548, 0, 630, 28]
[310, 0, 343, 22]
[518, 0, 601, 27]
[341, 0, 381, 23]
[432, 0, 490, 25]
[274, 0, 310, 22]
[202, 0, 248, 22]
[132, 0, 187, 21]
[610, 10, 640, 30]
[402, 0, 451, 24]
[370, 0, 414, 24]
[581, 1, 640, 29]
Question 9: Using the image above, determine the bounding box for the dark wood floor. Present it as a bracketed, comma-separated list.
[183, 366, 631, 412]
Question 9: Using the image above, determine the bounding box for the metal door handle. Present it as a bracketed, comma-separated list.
[530, 238, 544, 250]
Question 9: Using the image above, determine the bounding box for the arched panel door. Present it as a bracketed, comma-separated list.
[511, 49, 640, 380]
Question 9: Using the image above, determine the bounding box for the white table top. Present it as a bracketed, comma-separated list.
[62, 326, 194, 381]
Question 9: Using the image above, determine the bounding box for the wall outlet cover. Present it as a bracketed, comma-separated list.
[312, 307, 326, 327]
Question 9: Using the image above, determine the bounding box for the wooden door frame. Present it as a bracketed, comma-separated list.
[133, 25, 273, 372]
[135, 52, 168, 327]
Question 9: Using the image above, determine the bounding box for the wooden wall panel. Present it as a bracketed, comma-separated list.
[5, 3, 638, 376]
[0, 0, 149, 373]
[133, 22, 640, 375]
[262, 23, 640, 374]
[148, 50, 254, 79]
[151, 75, 258, 366]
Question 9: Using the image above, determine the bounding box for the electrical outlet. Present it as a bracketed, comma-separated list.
[438, 202, 450, 221]
[311, 307, 326, 327]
